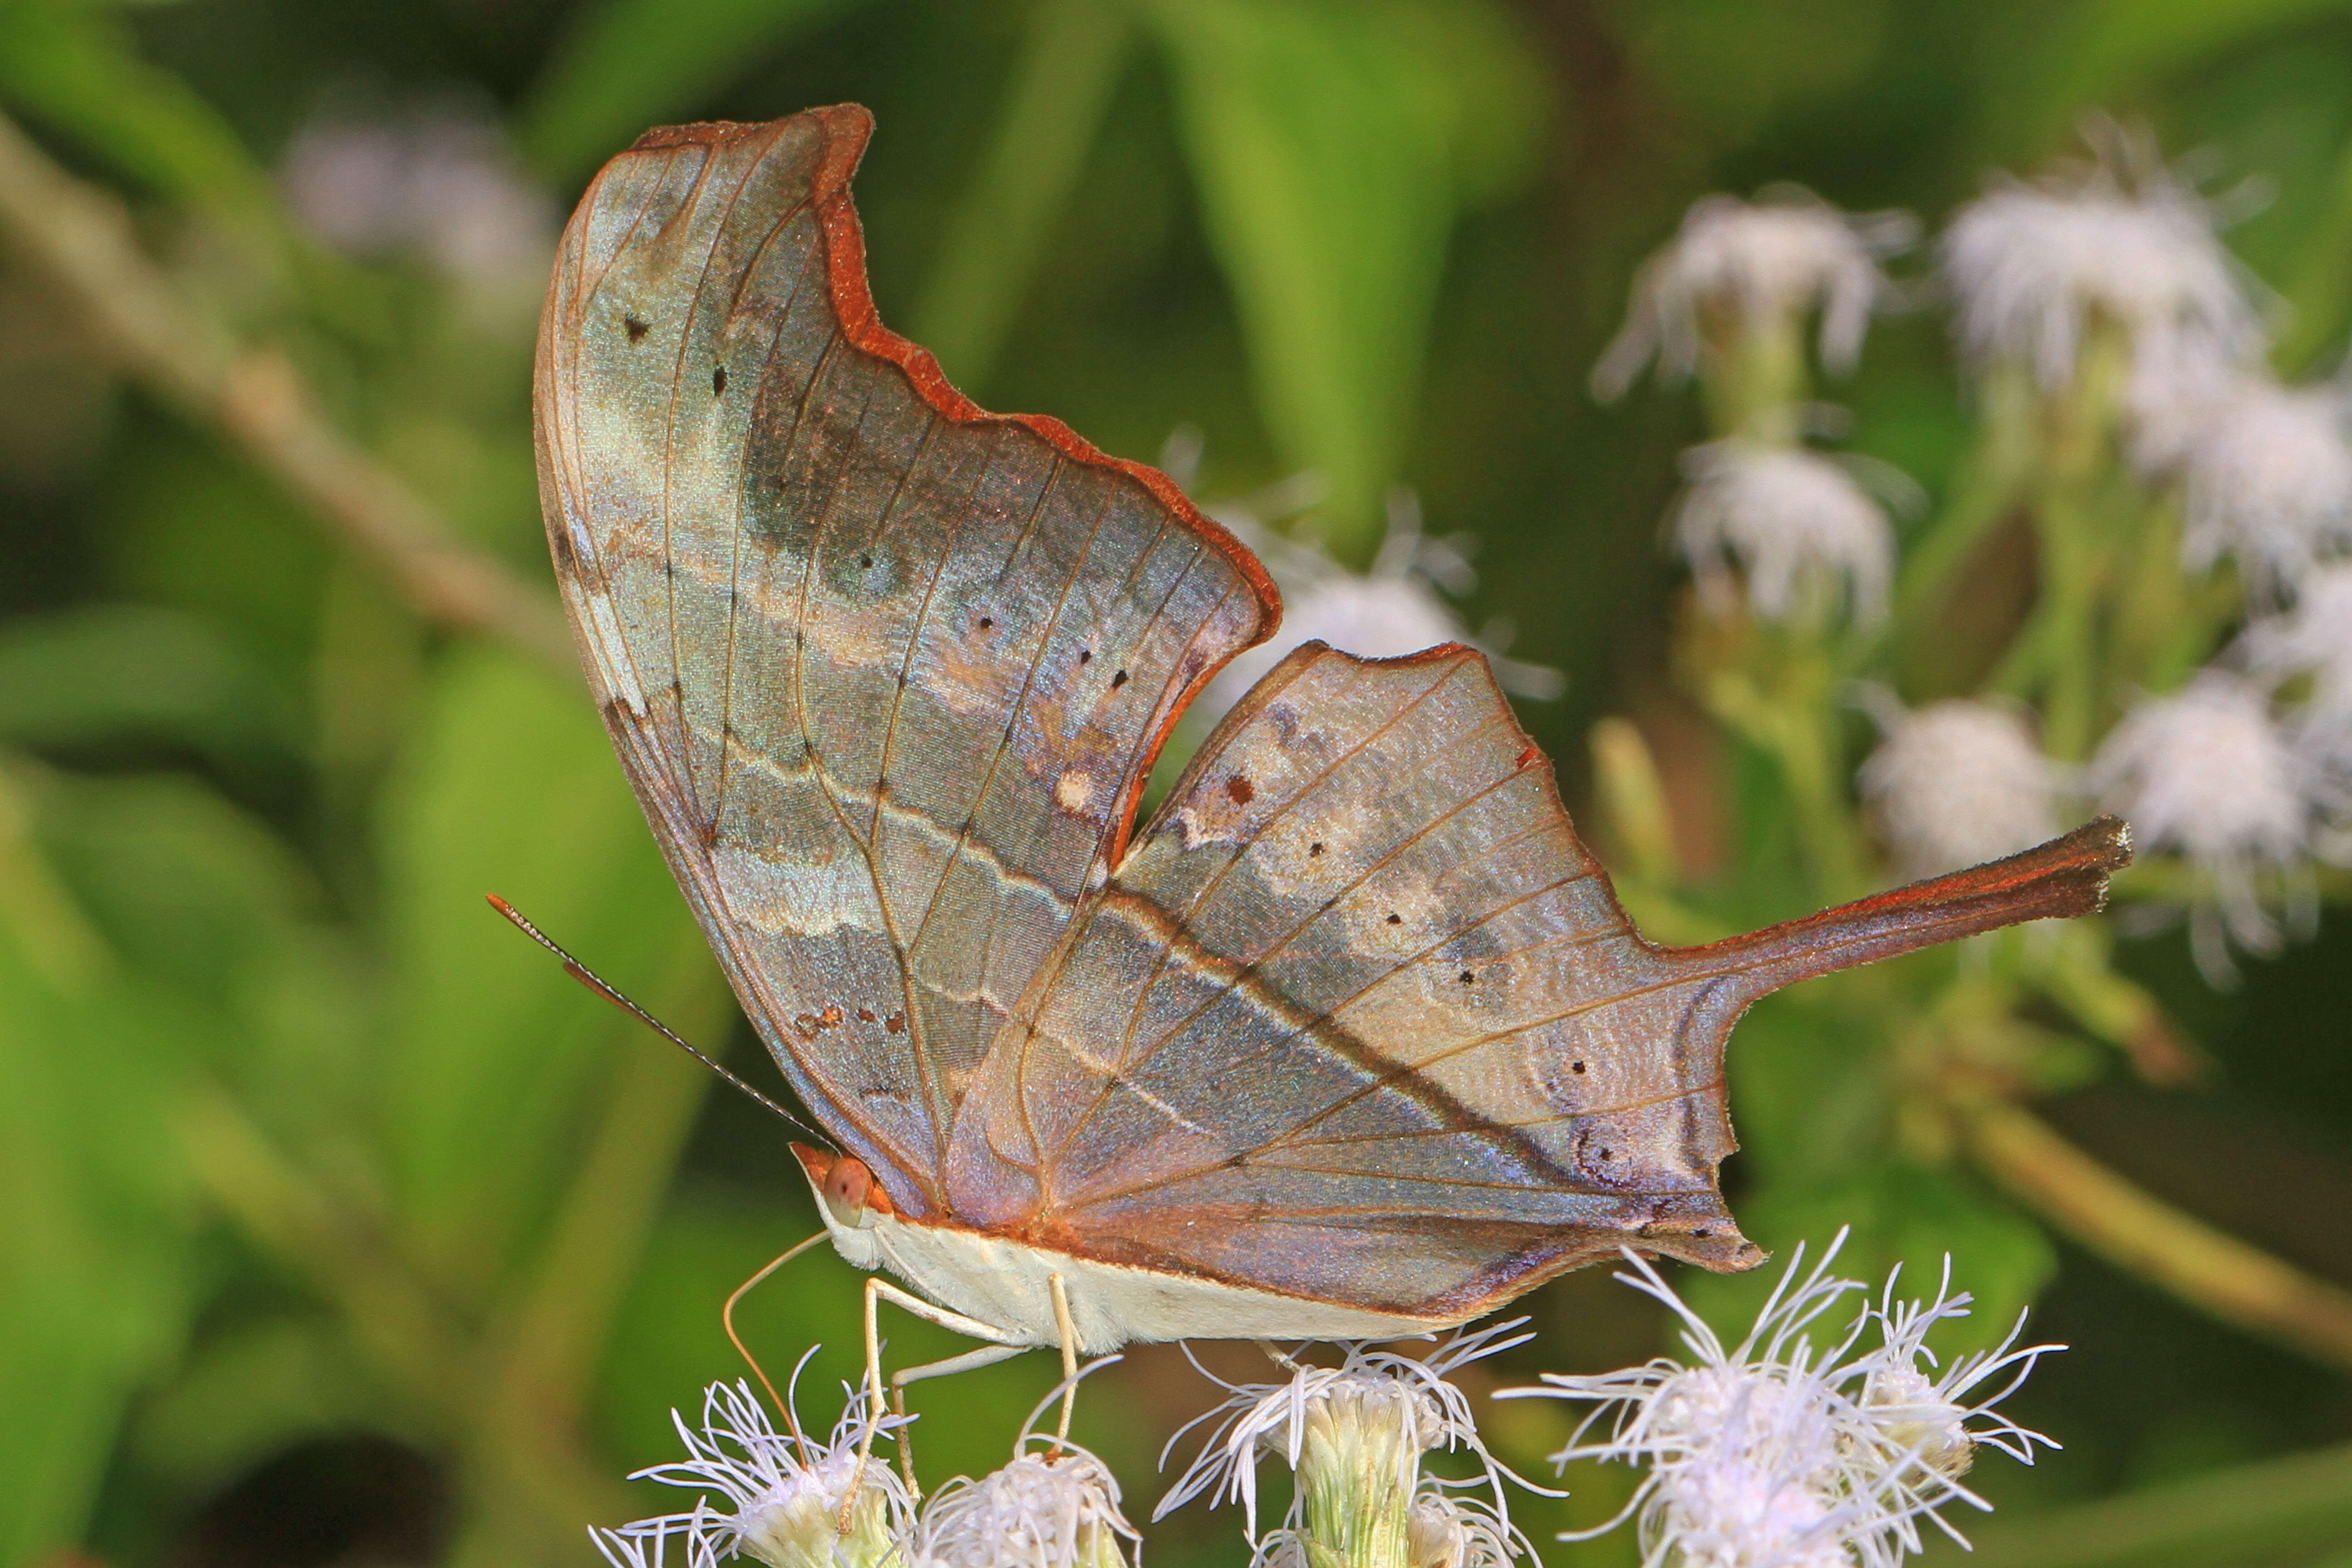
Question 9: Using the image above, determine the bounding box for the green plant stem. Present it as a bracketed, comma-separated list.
[1953, 1438, 2352, 1568]
[493, 945, 723, 1423]
[0, 110, 573, 676]
[1889, 367, 2036, 642]
[1961, 1095, 2352, 1375]
[1700, 306, 1806, 442]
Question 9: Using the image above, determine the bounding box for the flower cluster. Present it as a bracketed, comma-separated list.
[1504, 1238, 2058, 1568]
[1604, 123, 2352, 981]
[592, 1375, 911, 1568]
[280, 90, 557, 320]
[594, 1370, 1137, 1568]
[1602, 189, 1917, 632]
[1592, 188, 1915, 400]
[1856, 697, 2059, 881]
[1198, 483, 1562, 718]
[1938, 130, 2259, 389]
[1155, 1322, 1535, 1568]
[600, 1235, 2058, 1568]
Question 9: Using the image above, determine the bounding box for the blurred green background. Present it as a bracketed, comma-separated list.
[2, 1, 2351, 1566]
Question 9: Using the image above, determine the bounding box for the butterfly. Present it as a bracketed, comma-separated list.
[532, 105, 2128, 1382]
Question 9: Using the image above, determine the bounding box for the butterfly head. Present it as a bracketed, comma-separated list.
[792, 1144, 896, 1266]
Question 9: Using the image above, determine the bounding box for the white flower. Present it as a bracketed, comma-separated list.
[2089, 670, 2324, 978]
[1501, 1235, 2058, 1568]
[593, 1376, 910, 1568]
[2135, 368, 2352, 595]
[282, 92, 557, 313]
[909, 1443, 1138, 1568]
[1202, 491, 1561, 716]
[2246, 562, 2352, 767]
[1593, 188, 1915, 399]
[1672, 442, 1914, 625]
[1156, 1321, 1533, 1559]
[1940, 133, 2259, 388]
[1855, 697, 2059, 880]
[1403, 1485, 1528, 1568]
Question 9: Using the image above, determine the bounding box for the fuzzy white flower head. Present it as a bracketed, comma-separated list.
[2246, 563, 2352, 766]
[281, 92, 557, 316]
[1673, 442, 1914, 626]
[908, 1441, 1139, 1568]
[1501, 1234, 2058, 1568]
[2090, 670, 2321, 978]
[593, 1376, 910, 1568]
[1156, 1321, 1533, 1553]
[1855, 697, 2059, 880]
[1940, 132, 2259, 388]
[2143, 370, 2352, 595]
[1201, 490, 1561, 717]
[1593, 188, 1916, 399]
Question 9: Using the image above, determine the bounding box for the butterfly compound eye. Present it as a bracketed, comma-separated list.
[823, 1154, 877, 1225]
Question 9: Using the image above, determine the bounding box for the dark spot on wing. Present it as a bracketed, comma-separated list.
[624, 314, 649, 341]
[857, 1008, 877, 1023]
[1309, 842, 1325, 857]
[1111, 669, 1128, 689]
[1386, 912, 1402, 925]
[1079, 649, 1092, 664]
[860, 554, 873, 568]
[885, 1012, 907, 1034]
[1572, 1061, 1586, 1074]
[978, 616, 994, 630]
[1459, 970, 1475, 984]
[1226, 775, 1254, 805]
[712, 364, 728, 396]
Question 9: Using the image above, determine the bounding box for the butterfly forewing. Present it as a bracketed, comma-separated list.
[536, 109, 1274, 1213]
[947, 643, 1759, 1318]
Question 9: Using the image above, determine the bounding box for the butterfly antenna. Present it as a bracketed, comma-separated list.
[484, 894, 814, 1136]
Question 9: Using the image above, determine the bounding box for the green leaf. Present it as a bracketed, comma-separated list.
[516, 0, 872, 183]
[380, 646, 700, 1298]
[1972, 0, 2352, 164]
[0, 0, 270, 215]
[126, 1315, 390, 1502]
[909, 0, 1134, 391]
[0, 873, 200, 1563]
[0, 606, 296, 774]
[1146, 0, 1546, 559]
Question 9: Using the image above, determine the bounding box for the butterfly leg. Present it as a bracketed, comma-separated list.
[1049, 1273, 1079, 1449]
[855, 1275, 1031, 1515]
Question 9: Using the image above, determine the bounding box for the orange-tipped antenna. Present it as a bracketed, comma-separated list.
[485, 893, 813, 1136]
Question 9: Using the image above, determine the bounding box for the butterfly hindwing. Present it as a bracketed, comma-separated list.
[536, 109, 1275, 1213]
[947, 642, 1761, 1316]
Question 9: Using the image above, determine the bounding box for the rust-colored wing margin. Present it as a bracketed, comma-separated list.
[533, 106, 1278, 1215]
[947, 642, 2130, 1325]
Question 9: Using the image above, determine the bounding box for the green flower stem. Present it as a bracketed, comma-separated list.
[1702, 639, 1866, 906]
[1961, 1095, 2352, 1375]
[1700, 304, 1808, 442]
[1997, 321, 2133, 762]
[1888, 364, 2038, 647]
[1961, 1434, 2352, 1568]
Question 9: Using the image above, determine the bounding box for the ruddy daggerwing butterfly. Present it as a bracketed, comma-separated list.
[532, 105, 2129, 1360]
